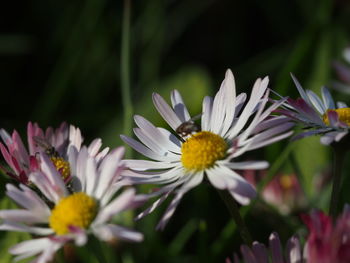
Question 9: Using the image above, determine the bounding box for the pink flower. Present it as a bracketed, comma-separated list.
[301, 207, 350, 263]
[0, 122, 108, 184]
[243, 170, 305, 214]
[229, 232, 303, 263]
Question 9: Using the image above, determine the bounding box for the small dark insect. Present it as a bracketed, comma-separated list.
[33, 136, 59, 157]
[176, 114, 201, 137]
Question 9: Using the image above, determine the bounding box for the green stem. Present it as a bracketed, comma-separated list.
[329, 146, 346, 217]
[217, 189, 253, 245]
[121, 0, 133, 158]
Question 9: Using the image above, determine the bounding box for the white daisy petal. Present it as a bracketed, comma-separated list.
[222, 161, 269, 170]
[0, 220, 53, 235]
[171, 89, 191, 122]
[123, 159, 176, 171]
[94, 147, 125, 199]
[321, 86, 335, 109]
[306, 90, 326, 114]
[94, 224, 143, 242]
[202, 96, 213, 131]
[121, 135, 177, 162]
[152, 92, 182, 130]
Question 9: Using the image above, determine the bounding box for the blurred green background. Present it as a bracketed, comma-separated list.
[1, 0, 350, 262]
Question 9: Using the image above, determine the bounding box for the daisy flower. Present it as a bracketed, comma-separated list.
[121, 69, 294, 229]
[277, 74, 350, 145]
[228, 232, 303, 263]
[0, 122, 109, 184]
[301, 206, 350, 263]
[0, 146, 143, 263]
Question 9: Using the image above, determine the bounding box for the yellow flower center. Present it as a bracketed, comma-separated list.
[49, 192, 97, 235]
[322, 108, 350, 126]
[51, 157, 71, 180]
[181, 131, 227, 171]
[279, 174, 293, 190]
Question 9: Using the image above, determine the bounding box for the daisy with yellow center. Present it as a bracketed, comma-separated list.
[277, 74, 350, 145]
[121, 69, 294, 229]
[0, 146, 143, 262]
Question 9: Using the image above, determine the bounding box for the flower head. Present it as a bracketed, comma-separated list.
[0, 122, 109, 184]
[278, 75, 350, 145]
[121, 69, 293, 229]
[229, 232, 303, 263]
[0, 146, 143, 262]
[301, 206, 350, 263]
[243, 170, 305, 215]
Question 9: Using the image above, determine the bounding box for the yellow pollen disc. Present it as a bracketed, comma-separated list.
[49, 192, 97, 235]
[279, 175, 293, 190]
[51, 157, 71, 180]
[322, 108, 350, 126]
[181, 131, 227, 171]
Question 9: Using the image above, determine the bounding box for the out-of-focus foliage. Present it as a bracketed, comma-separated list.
[1, 0, 350, 262]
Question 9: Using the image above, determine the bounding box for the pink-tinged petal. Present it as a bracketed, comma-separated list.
[0, 128, 13, 145]
[68, 226, 87, 246]
[252, 242, 269, 263]
[12, 130, 30, 165]
[29, 155, 39, 171]
[123, 159, 177, 171]
[95, 147, 109, 164]
[286, 236, 302, 263]
[121, 135, 177, 162]
[69, 125, 83, 151]
[29, 171, 65, 203]
[291, 129, 328, 141]
[135, 192, 172, 221]
[87, 138, 103, 156]
[134, 115, 181, 153]
[0, 142, 19, 174]
[249, 122, 294, 145]
[152, 92, 182, 131]
[269, 232, 284, 263]
[40, 153, 68, 198]
[321, 87, 335, 109]
[122, 167, 183, 185]
[156, 172, 203, 230]
[94, 147, 125, 199]
[228, 77, 269, 139]
[306, 90, 326, 114]
[327, 110, 339, 127]
[10, 238, 60, 263]
[244, 130, 294, 152]
[0, 210, 47, 224]
[223, 161, 269, 170]
[27, 122, 44, 155]
[171, 89, 191, 122]
[0, 220, 53, 235]
[95, 188, 138, 224]
[253, 116, 290, 134]
[94, 224, 143, 242]
[240, 245, 257, 263]
[291, 98, 323, 125]
[210, 76, 228, 134]
[85, 155, 98, 197]
[7, 184, 50, 216]
[290, 73, 310, 103]
[133, 127, 178, 158]
[237, 91, 270, 142]
[156, 191, 185, 230]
